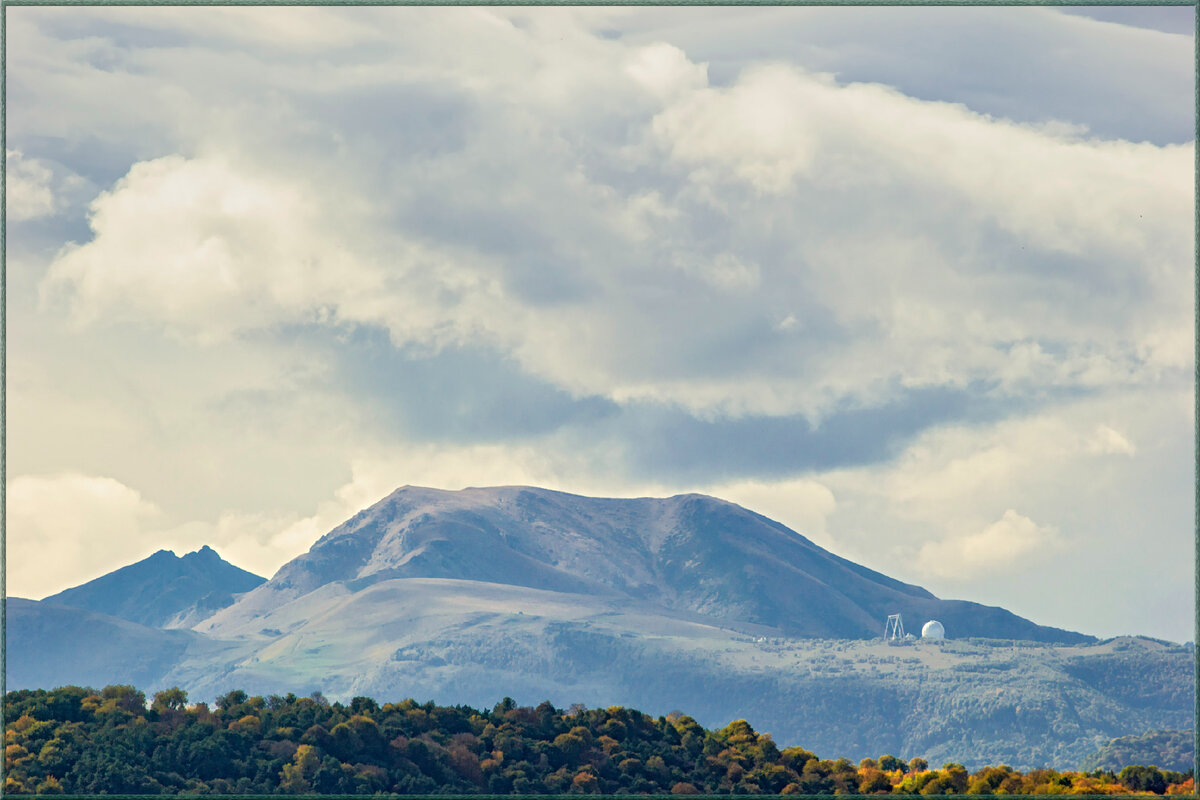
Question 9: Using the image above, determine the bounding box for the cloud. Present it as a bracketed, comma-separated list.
[6, 149, 59, 221]
[39, 154, 384, 342]
[1059, 6, 1194, 37]
[327, 330, 620, 445]
[651, 65, 822, 194]
[816, 385, 1191, 638]
[596, 7, 1194, 144]
[917, 509, 1061, 579]
[1087, 424, 1136, 456]
[624, 41, 708, 101]
[649, 60, 1190, 260]
[27, 11, 1192, 429]
[7, 472, 163, 598]
[823, 392, 1165, 541]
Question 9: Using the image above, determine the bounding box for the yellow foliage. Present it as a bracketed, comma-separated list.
[596, 735, 620, 754]
[278, 743, 319, 793]
[229, 714, 262, 733]
[35, 775, 65, 795]
[571, 770, 599, 793]
[6, 743, 32, 768]
[12, 714, 37, 732]
[720, 719, 758, 745]
[568, 725, 594, 745]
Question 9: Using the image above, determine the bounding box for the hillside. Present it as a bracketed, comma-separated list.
[170, 582, 1190, 770]
[6, 598, 199, 691]
[43, 545, 265, 629]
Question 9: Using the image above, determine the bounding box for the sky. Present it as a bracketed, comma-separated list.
[5, 5, 1195, 643]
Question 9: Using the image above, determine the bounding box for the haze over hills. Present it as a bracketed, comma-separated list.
[6, 597, 199, 691]
[8, 486, 1191, 770]
[42, 545, 266, 629]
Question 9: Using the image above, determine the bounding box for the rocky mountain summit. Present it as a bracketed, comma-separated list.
[43, 545, 265, 629]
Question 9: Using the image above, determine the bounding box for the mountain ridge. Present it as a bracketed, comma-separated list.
[198, 485, 1092, 644]
[43, 544, 266, 629]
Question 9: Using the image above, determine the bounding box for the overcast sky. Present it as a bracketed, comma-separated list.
[6, 5, 1194, 643]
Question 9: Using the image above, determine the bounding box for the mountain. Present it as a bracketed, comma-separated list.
[196, 486, 1091, 644]
[8, 486, 1189, 770]
[6, 598, 199, 691]
[43, 545, 265, 629]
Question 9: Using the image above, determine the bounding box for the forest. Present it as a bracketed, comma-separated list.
[3, 685, 1194, 795]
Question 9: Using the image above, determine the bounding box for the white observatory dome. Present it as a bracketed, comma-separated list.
[921, 620, 945, 639]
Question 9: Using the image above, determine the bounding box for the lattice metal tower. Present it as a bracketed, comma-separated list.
[884, 613, 905, 641]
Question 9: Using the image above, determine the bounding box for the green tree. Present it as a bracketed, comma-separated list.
[1119, 764, 1169, 794]
[151, 687, 188, 712]
[878, 754, 903, 772]
[99, 685, 146, 715]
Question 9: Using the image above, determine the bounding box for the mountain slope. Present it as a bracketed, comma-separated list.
[198, 486, 1091, 643]
[44, 545, 265, 629]
[6, 598, 200, 691]
[9, 592, 1188, 771]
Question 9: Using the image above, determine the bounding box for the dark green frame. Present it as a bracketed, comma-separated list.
[0, 1, 1194, 795]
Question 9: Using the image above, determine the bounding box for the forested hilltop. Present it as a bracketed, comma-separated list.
[4, 686, 1193, 796]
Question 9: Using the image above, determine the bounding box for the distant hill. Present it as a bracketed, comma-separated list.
[1080, 729, 1195, 773]
[6, 598, 198, 690]
[43, 545, 265, 628]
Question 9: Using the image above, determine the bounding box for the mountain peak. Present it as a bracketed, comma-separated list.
[43, 545, 266, 629]
[183, 545, 220, 561]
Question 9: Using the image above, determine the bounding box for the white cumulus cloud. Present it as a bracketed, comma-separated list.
[7, 472, 163, 598]
[40, 155, 376, 341]
[6, 149, 58, 221]
[917, 509, 1061, 579]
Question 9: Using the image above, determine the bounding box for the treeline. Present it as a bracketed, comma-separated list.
[3, 685, 1194, 795]
[1081, 730, 1194, 775]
